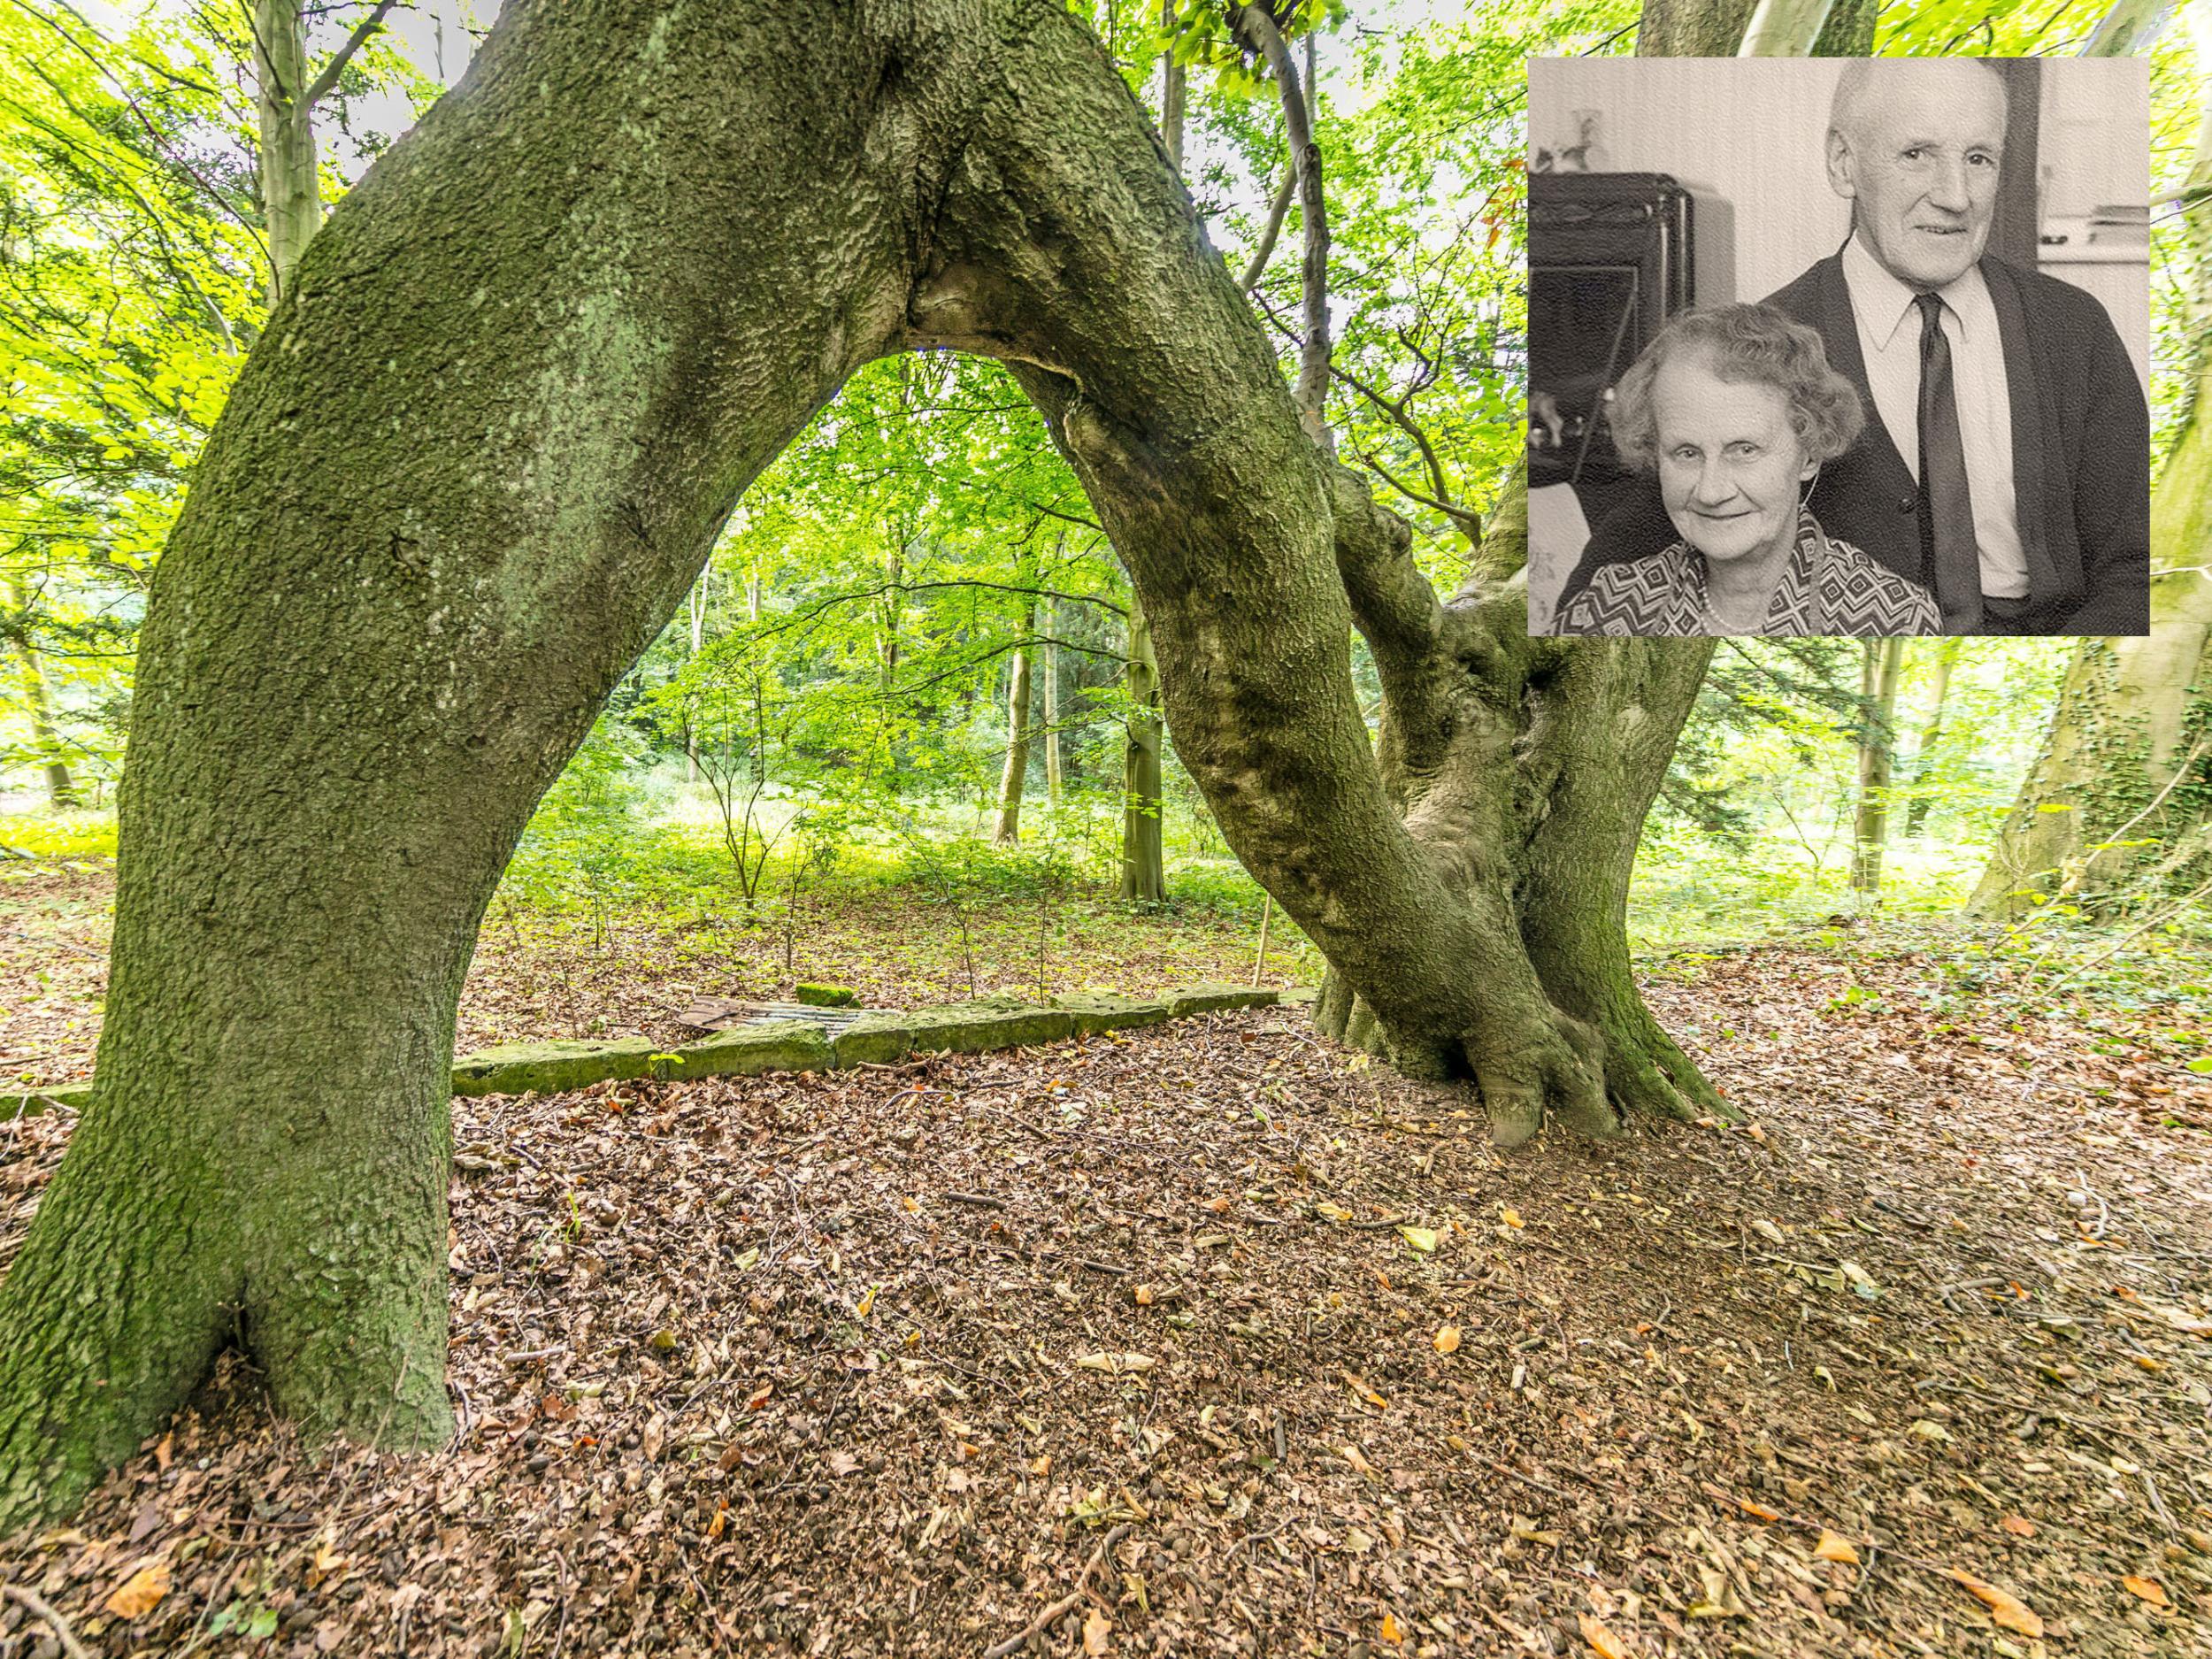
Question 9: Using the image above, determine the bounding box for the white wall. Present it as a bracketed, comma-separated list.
[1530, 58, 1851, 308]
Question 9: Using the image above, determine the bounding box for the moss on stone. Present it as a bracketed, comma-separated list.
[795, 983, 859, 1008]
[450, 1037, 659, 1097]
[1052, 992, 1174, 1035]
[676, 1019, 832, 1078]
[1164, 983, 1279, 1017]
[832, 997, 1079, 1066]
[4, 1083, 94, 1121]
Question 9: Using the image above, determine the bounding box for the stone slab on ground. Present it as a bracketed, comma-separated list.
[1165, 982, 1279, 1017]
[33, 982, 1299, 1109]
[1051, 992, 1175, 1036]
[832, 997, 1078, 1066]
[451, 1037, 661, 1097]
[672, 1018, 833, 1078]
[5, 1082, 93, 1121]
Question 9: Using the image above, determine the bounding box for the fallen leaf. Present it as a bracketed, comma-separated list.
[1075, 1351, 1156, 1375]
[1908, 1418, 1953, 1443]
[1699, 1486, 1787, 1531]
[1379, 1610, 1404, 1645]
[1205, 1195, 1233, 1214]
[105, 1559, 171, 1619]
[1813, 1530, 1861, 1565]
[152, 1432, 173, 1472]
[1578, 1612, 1633, 1658]
[1343, 1526, 1375, 1555]
[1949, 1570, 2044, 1637]
[2121, 1576, 2170, 1608]
[1342, 1368, 1388, 1409]
[1433, 1325, 1462, 1355]
[1083, 1608, 1112, 1654]
[2000, 1515, 2037, 1538]
[1839, 1260, 1881, 1299]
[1133, 1284, 1155, 1306]
[855, 1284, 878, 1317]
[1750, 1218, 1786, 1246]
[1499, 1208, 1525, 1230]
[1316, 1202, 1354, 1223]
[1398, 1225, 1439, 1253]
[2185, 1527, 2212, 1555]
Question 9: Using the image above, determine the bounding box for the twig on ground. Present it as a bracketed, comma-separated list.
[983, 1523, 1132, 1659]
[3, 1584, 94, 1659]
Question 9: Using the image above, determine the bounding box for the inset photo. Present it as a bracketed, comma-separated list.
[1525, 56, 2149, 639]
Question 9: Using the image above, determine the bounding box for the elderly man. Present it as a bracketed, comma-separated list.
[1557, 58, 2148, 636]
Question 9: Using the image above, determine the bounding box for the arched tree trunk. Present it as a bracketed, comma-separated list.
[0, 0, 1858, 1527]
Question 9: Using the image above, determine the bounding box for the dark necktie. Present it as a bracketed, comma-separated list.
[1914, 292, 1981, 633]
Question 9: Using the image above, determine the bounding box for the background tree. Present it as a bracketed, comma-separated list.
[1970, 50, 2212, 910]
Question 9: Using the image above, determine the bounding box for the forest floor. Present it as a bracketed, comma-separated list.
[3, 858, 2211, 1659]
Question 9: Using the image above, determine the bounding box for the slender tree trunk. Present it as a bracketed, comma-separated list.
[1736, 0, 1835, 53]
[1902, 636, 1960, 836]
[1120, 596, 1165, 903]
[993, 608, 1035, 843]
[1850, 637, 1906, 895]
[5, 580, 80, 810]
[1042, 598, 1064, 808]
[251, 0, 320, 303]
[684, 574, 706, 781]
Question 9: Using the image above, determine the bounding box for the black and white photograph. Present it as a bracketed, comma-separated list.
[1525, 56, 2152, 638]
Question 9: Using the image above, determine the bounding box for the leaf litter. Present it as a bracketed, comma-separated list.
[0, 918, 2208, 1655]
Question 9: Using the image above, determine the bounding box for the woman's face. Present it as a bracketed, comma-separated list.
[1650, 354, 1814, 565]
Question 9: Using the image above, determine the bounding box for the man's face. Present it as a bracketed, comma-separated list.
[1827, 66, 2007, 288]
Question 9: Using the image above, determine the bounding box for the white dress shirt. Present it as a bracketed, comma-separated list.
[1839, 234, 2030, 600]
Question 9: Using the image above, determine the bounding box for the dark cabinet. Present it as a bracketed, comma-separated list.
[1527, 172, 1695, 488]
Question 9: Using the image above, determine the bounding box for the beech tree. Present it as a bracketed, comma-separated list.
[0, 0, 1870, 1526]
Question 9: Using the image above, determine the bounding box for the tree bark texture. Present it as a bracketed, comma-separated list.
[993, 611, 1034, 844]
[0, 0, 1832, 1524]
[1850, 638, 1906, 895]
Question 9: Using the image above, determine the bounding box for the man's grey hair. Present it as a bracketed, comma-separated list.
[1828, 58, 2008, 150]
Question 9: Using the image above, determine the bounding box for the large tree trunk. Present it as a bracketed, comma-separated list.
[992, 610, 1035, 844]
[1850, 637, 1906, 895]
[0, 0, 1860, 1527]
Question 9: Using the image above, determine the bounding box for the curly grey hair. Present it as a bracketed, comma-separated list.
[1607, 303, 1864, 475]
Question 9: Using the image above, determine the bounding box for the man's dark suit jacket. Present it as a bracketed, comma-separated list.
[1556, 253, 2150, 636]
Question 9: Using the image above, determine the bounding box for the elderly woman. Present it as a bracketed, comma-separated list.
[1555, 303, 1937, 637]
